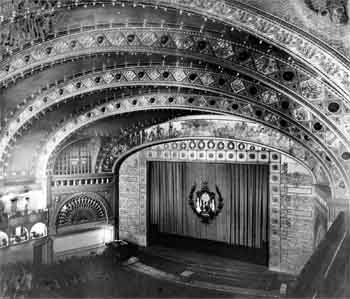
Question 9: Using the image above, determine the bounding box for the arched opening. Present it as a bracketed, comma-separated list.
[30, 222, 47, 239]
[0, 231, 9, 248]
[115, 131, 325, 273]
[9, 226, 29, 245]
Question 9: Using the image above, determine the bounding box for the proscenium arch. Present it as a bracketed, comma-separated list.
[2, 0, 350, 100]
[36, 92, 347, 191]
[104, 114, 330, 182]
[43, 113, 334, 190]
[112, 136, 318, 185]
[112, 136, 330, 243]
[2, 66, 348, 183]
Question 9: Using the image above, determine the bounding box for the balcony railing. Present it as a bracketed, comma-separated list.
[289, 211, 347, 298]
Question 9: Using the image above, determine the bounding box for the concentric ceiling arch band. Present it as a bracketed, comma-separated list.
[2, 67, 350, 189]
[3, 0, 350, 100]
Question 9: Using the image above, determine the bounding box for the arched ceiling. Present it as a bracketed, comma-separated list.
[1, 0, 350, 198]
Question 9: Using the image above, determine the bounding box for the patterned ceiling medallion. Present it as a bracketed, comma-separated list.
[255, 56, 278, 75]
[231, 79, 246, 93]
[200, 73, 215, 86]
[147, 69, 160, 80]
[106, 31, 125, 46]
[174, 35, 195, 50]
[103, 72, 114, 84]
[212, 40, 234, 58]
[78, 35, 96, 48]
[82, 78, 94, 89]
[172, 69, 187, 81]
[139, 32, 158, 46]
[189, 182, 224, 224]
[123, 70, 136, 81]
[261, 90, 279, 104]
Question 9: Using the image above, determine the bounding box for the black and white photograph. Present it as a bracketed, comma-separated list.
[0, 0, 349, 298]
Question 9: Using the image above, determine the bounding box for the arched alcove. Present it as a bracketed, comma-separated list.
[55, 194, 108, 229]
[9, 226, 29, 245]
[30, 222, 47, 239]
[0, 231, 9, 248]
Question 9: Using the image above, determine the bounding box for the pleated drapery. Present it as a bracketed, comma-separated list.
[148, 161, 269, 249]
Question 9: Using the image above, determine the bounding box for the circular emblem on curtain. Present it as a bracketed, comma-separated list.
[189, 182, 224, 223]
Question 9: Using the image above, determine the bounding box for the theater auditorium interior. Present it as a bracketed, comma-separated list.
[0, 0, 350, 298]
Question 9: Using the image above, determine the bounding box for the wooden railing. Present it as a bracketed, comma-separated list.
[289, 212, 347, 298]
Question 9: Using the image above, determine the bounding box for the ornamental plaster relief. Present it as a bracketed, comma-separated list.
[0, 65, 347, 170]
[41, 115, 335, 188]
[2, 1, 350, 104]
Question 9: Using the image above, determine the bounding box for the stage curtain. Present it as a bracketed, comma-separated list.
[148, 161, 269, 249]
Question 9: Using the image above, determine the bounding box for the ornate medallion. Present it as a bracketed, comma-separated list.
[189, 181, 224, 223]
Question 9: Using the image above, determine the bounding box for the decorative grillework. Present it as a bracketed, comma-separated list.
[55, 194, 106, 227]
[53, 139, 94, 175]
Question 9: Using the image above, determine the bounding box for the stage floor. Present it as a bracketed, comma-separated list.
[148, 232, 269, 265]
[137, 245, 295, 296]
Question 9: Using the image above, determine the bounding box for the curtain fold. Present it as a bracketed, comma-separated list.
[148, 161, 269, 249]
